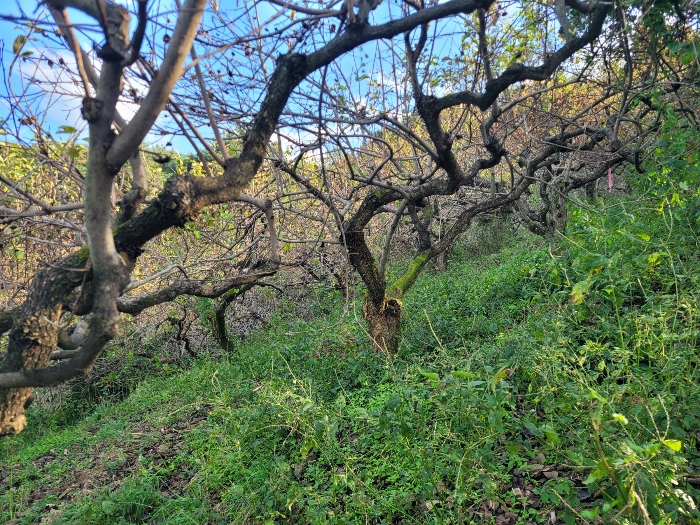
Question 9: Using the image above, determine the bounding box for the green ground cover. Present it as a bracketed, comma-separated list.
[1, 184, 699, 524]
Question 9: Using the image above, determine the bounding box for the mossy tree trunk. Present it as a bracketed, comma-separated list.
[362, 296, 402, 354]
[362, 251, 434, 354]
[345, 208, 435, 354]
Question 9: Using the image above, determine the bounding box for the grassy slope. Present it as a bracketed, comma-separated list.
[1, 205, 699, 524]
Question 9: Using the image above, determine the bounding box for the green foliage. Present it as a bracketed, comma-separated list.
[2, 137, 700, 521]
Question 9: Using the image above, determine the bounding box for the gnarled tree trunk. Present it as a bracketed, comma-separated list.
[362, 296, 402, 355]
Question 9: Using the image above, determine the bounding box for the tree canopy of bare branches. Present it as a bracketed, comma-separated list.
[0, 0, 697, 434]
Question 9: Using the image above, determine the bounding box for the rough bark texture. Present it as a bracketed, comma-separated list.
[0, 0, 614, 435]
[210, 283, 255, 354]
[0, 0, 208, 435]
[363, 297, 402, 355]
[0, 248, 90, 434]
[552, 184, 568, 232]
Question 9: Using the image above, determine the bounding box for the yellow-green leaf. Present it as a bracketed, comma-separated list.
[662, 439, 682, 452]
[612, 413, 629, 425]
[451, 370, 477, 379]
[13, 35, 27, 55]
[419, 369, 440, 381]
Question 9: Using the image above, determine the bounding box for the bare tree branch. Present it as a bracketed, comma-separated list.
[107, 0, 208, 169]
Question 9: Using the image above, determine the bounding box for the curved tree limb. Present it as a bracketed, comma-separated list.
[431, 6, 608, 112]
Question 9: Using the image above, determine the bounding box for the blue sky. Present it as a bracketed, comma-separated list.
[0, 0, 193, 151]
[0, 0, 515, 158]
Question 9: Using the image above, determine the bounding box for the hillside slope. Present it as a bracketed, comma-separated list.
[1, 200, 699, 524]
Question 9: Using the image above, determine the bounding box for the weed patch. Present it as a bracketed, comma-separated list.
[2, 192, 699, 523]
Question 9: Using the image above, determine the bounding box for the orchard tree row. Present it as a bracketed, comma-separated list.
[0, 0, 697, 434]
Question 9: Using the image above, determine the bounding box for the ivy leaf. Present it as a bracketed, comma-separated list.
[680, 52, 696, 65]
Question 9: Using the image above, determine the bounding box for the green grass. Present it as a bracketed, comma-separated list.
[1, 195, 699, 524]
